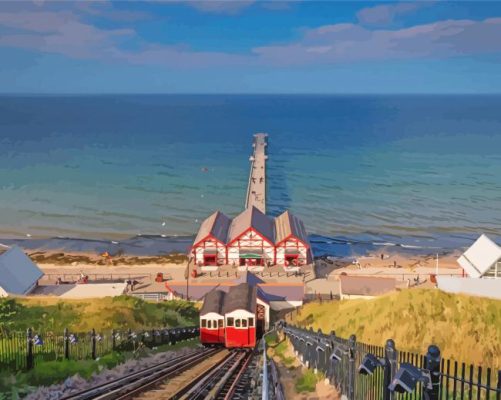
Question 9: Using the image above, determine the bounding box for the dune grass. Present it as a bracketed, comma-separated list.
[0, 296, 198, 333]
[289, 289, 501, 368]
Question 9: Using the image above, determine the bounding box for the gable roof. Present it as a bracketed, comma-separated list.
[274, 210, 309, 247]
[200, 289, 226, 316]
[193, 211, 231, 247]
[222, 283, 257, 314]
[457, 234, 501, 278]
[0, 246, 44, 295]
[234, 271, 264, 286]
[227, 206, 275, 244]
[339, 275, 396, 296]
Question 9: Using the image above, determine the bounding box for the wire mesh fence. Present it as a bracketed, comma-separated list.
[282, 324, 500, 400]
[0, 326, 199, 372]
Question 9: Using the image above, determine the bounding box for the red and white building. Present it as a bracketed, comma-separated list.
[191, 206, 312, 269]
[274, 210, 312, 267]
[227, 207, 275, 267]
[199, 289, 226, 345]
[192, 211, 231, 269]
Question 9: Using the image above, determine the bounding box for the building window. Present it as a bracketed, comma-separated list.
[242, 319, 247, 328]
[235, 319, 241, 328]
[201, 319, 207, 328]
[227, 317, 234, 327]
[208, 320, 212, 329]
[248, 318, 254, 327]
[218, 319, 223, 328]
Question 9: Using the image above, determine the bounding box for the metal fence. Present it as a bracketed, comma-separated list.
[282, 324, 500, 400]
[0, 326, 199, 372]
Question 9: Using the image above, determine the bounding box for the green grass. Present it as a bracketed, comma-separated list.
[0, 296, 198, 333]
[289, 289, 501, 368]
[295, 369, 318, 393]
[0, 339, 200, 399]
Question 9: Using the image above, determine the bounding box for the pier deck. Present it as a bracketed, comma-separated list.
[245, 133, 267, 214]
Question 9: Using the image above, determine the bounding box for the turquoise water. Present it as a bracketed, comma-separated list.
[1, 94, 500, 248]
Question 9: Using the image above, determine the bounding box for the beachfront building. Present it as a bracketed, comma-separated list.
[192, 211, 231, 269]
[226, 207, 275, 268]
[190, 206, 312, 268]
[457, 234, 501, 279]
[0, 246, 44, 297]
[274, 210, 312, 267]
[436, 234, 501, 300]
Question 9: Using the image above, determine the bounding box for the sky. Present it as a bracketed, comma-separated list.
[1, 1, 501, 94]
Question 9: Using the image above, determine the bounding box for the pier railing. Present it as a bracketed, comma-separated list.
[0, 326, 198, 372]
[282, 324, 500, 400]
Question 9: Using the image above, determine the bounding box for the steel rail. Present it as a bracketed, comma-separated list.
[60, 347, 220, 400]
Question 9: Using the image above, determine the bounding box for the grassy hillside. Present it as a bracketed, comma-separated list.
[0, 296, 199, 333]
[289, 289, 501, 368]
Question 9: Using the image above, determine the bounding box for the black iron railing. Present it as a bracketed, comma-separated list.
[0, 326, 199, 372]
[282, 324, 500, 400]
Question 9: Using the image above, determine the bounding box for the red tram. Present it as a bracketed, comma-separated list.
[199, 290, 226, 345]
[199, 283, 257, 348]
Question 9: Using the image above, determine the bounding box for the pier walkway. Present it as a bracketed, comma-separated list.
[245, 133, 268, 214]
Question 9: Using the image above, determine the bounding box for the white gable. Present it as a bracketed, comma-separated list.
[457, 235, 501, 278]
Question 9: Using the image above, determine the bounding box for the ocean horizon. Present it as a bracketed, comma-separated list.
[1, 94, 500, 255]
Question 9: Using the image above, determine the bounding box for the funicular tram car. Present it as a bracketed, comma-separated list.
[199, 283, 258, 348]
[222, 283, 257, 348]
[199, 289, 226, 345]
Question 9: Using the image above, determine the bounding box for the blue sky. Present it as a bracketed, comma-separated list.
[1, 1, 501, 93]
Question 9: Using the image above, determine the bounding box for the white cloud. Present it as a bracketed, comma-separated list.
[357, 2, 431, 26]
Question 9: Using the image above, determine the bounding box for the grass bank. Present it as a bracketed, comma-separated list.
[0, 296, 198, 333]
[289, 289, 501, 368]
[0, 339, 200, 400]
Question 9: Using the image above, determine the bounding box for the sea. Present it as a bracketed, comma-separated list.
[1, 94, 501, 258]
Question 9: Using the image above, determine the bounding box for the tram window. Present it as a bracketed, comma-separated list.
[235, 319, 241, 328]
[208, 320, 212, 329]
[218, 319, 223, 328]
[201, 319, 207, 328]
[227, 318, 234, 327]
[248, 318, 254, 327]
[242, 319, 247, 328]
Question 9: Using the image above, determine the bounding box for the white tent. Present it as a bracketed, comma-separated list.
[0, 246, 44, 297]
[457, 235, 501, 278]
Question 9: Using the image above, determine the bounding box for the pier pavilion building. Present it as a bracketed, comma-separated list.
[191, 206, 312, 268]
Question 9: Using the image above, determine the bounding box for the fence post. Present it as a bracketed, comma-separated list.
[348, 334, 356, 400]
[26, 328, 34, 371]
[91, 328, 97, 360]
[64, 327, 69, 360]
[424, 345, 441, 400]
[112, 329, 116, 351]
[383, 339, 398, 400]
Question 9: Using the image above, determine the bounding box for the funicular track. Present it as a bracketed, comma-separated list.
[59, 347, 255, 400]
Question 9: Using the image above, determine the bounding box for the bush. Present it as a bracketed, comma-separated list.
[295, 369, 317, 393]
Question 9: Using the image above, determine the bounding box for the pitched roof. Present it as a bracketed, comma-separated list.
[222, 283, 257, 314]
[257, 283, 304, 302]
[200, 289, 226, 315]
[234, 271, 264, 286]
[0, 246, 44, 295]
[193, 211, 231, 246]
[457, 234, 501, 278]
[227, 206, 275, 244]
[339, 275, 396, 296]
[274, 210, 309, 247]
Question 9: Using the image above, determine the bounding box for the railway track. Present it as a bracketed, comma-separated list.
[59, 348, 255, 400]
[59, 347, 222, 400]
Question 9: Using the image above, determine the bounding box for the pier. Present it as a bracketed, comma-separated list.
[245, 133, 267, 214]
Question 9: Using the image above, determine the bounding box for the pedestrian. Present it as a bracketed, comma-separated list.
[380, 253, 384, 260]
